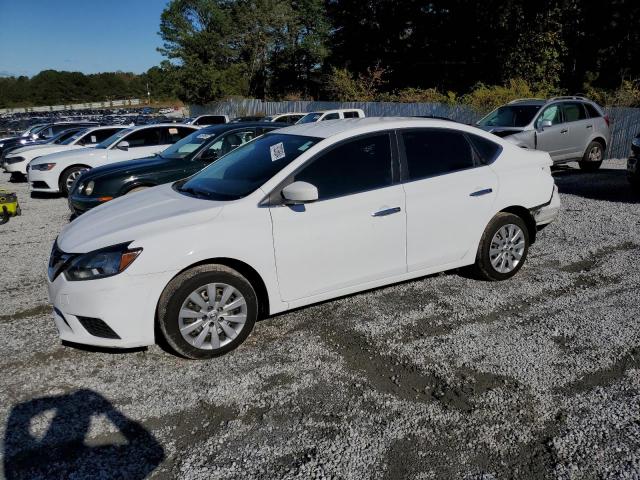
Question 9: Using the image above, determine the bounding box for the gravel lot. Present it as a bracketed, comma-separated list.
[1, 159, 639, 479]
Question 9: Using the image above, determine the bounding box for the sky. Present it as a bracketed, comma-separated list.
[0, 0, 170, 77]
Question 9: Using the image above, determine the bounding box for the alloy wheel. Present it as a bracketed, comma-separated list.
[178, 283, 247, 350]
[588, 145, 602, 162]
[489, 224, 526, 274]
[66, 169, 87, 191]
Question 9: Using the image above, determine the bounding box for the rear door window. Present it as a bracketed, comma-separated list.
[343, 111, 360, 118]
[401, 129, 476, 181]
[562, 102, 588, 122]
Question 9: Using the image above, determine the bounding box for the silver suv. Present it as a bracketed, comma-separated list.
[477, 96, 611, 171]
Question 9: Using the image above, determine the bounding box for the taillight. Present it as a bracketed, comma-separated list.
[604, 115, 610, 127]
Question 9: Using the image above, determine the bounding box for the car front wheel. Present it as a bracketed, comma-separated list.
[157, 265, 258, 359]
[471, 212, 530, 281]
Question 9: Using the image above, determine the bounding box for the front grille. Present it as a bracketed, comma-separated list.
[6, 156, 24, 165]
[77, 316, 121, 339]
[31, 180, 50, 189]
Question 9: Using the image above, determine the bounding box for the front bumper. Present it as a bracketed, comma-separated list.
[4, 157, 27, 174]
[532, 185, 561, 226]
[68, 193, 108, 215]
[27, 168, 59, 193]
[48, 268, 177, 348]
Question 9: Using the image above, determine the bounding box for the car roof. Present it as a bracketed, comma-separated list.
[305, 108, 364, 114]
[276, 117, 470, 139]
[198, 121, 288, 133]
[128, 123, 198, 130]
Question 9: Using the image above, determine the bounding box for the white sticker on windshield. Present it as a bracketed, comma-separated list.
[90, 135, 97, 143]
[169, 128, 178, 135]
[197, 134, 213, 139]
[270, 142, 286, 162]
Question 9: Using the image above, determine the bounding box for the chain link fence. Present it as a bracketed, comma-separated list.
[192, 99, 640, 159]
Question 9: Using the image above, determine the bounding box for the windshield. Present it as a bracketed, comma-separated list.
[477, 105, 541, 127]
[175, 133, 321, 201]
[95, 128, 131, 149]
[297, 112, 322, 124]
[160, 130, 217, 159]
[60, 129, 89, 145]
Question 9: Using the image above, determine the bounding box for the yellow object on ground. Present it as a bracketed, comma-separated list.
[0, 189, 21, 224]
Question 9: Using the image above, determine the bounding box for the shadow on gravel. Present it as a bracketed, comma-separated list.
[553, 165, 640, 204]
[29, 191, 61, 199]
[3, 389, 164, 480]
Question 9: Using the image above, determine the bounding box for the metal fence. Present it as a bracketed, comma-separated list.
[192, 98, 640, 159]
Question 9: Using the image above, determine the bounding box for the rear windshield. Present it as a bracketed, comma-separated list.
[175, 133, 320, 201]
[478, 105, 541, 127]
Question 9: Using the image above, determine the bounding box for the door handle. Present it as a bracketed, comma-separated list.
[560, 129, 569, 134]
[470, 188, 493, 197]
[586, 125, 593, 129]
[372, 207, 401, 217]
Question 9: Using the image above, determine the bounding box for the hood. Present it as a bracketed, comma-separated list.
[476, 126, 526, 138]
[7, 144, 81, 157]
[80, 155, 177, 181]
[58, 183, 224, 253]
[29, 146, 103, 165]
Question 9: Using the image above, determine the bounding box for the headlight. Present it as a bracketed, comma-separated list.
[31, 163, 56, 171]
[85, 181, 95, 195]
[63, 243, 142, 281]
[0, 143, 4, 148]
[632, 137, 640, 148]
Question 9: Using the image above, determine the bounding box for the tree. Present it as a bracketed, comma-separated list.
[158, 0, 330, 103]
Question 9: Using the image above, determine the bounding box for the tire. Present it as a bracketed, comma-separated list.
[157, 264, 258, 359]
[470, 212, 530, 281]
[578, 141, 604, 171]
[59, 166, 89, 196]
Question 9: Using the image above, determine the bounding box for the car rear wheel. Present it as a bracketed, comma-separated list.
[59, 166, 89, 196]
[157, 265, 258, 359]
[470, 212, 530, 281]
[579, 141, 604, 171]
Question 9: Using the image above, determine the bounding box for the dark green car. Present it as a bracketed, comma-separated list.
[68, 122, 286, 215]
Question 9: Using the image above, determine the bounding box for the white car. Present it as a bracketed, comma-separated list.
[4, 126, 126, 175]
[28, 124, 199, 195]
[187, 115, 229, 126]
[48, 118, 560, 358]
[297, 108, 365, 123]
[263, 113, 305, 124]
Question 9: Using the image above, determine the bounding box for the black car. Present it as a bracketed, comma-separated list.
[628, 133, 640, 192]
[68, 122, 286, 214]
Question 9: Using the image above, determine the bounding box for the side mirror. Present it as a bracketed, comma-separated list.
[116, 140, 129, 151]
[200, 149, 218, 162]
[539, 119, 553, 130]
[281, 181, 318, 204]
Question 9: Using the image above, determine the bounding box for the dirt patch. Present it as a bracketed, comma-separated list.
[0, 304, 51, 323]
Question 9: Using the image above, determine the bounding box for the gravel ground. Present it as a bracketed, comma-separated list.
[0, 159, 639, 479]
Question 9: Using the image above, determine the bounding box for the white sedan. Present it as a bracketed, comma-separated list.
[48, 118, 560, 358]
[4, 126, 126, 176]
[28, 124, 199, 195]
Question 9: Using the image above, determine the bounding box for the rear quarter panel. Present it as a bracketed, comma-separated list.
[491, 143, 555, 211]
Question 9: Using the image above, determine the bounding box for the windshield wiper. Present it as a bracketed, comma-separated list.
[178, 186, 212, 199]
